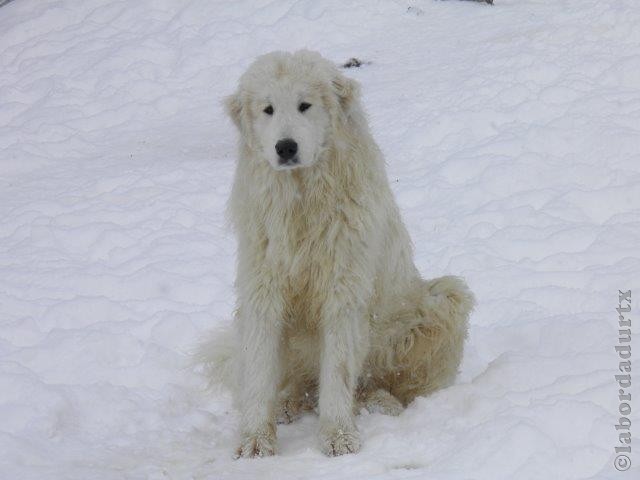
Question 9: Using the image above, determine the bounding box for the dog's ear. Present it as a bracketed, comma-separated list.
[332, 73, 360, 114]
[224, 92, 243, 129]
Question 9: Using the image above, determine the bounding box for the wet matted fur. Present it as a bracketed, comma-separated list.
[210, 50, 475, 458]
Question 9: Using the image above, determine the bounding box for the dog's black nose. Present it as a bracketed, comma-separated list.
[275, 139, 298, 162]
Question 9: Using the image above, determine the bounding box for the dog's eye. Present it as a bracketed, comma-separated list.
[263, 105, 274, 115]
[298, 102, 312, 113]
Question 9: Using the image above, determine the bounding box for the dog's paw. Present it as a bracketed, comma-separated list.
[319, 423, 361, 456]
[276, 398, 302, 424]
[361, 389, 404, 416]
[234, 428, 276, 459]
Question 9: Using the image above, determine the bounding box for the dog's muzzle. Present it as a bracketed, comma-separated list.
[275, 138, 299, 166]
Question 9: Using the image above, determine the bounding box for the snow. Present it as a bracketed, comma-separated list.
[1, 0, 639, 478]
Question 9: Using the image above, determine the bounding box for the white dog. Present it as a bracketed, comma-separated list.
[220, 50, 474, 458]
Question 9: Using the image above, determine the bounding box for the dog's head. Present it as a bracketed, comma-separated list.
[225, 50, 360, 171]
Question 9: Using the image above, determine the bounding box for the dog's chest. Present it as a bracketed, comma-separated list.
[264, 199, 335, 314]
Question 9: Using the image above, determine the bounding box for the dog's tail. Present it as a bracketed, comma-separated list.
[192, 326, 237, 392]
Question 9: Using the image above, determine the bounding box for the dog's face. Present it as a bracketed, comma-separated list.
[225, 50, 359, 171]
[249, 81, 331, 170]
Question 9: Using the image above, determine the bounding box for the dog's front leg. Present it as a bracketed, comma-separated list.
[234, 275, 284, 458]
[318, 279, 370, 456]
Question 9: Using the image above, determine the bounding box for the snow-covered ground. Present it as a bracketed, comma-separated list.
[1, 0, 639, 478]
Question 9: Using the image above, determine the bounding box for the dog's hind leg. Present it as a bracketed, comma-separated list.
[356, 387, 404, 416]
[381, 276, 475, 406]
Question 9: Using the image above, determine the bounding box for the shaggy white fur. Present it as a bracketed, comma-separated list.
[209, 50, 475, 458]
